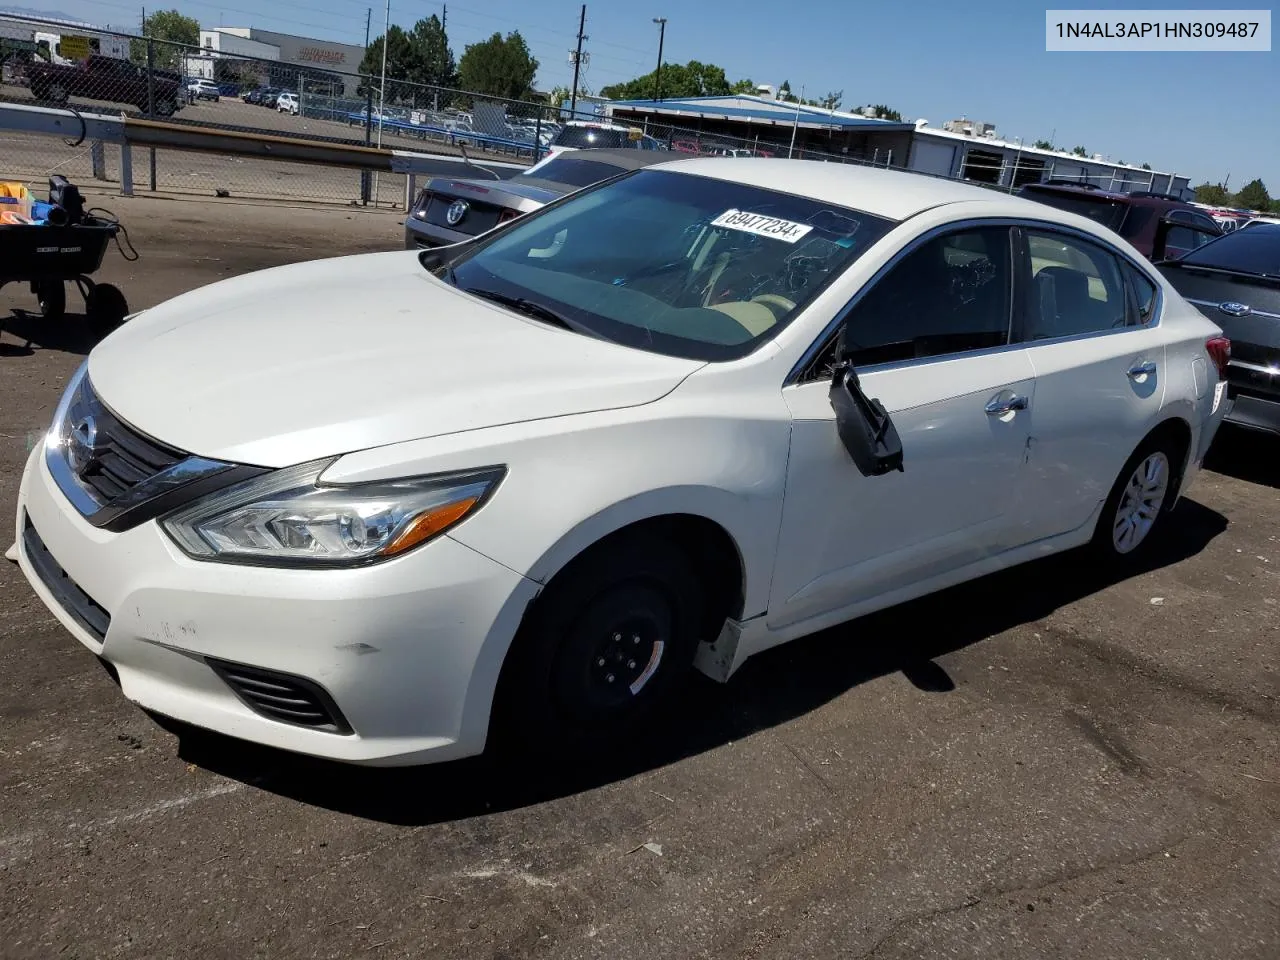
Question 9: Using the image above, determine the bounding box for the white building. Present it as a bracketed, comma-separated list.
[199, 28, 364, 97]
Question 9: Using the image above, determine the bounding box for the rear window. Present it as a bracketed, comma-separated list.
[1177, 224, 1280, 276]
[552, 126, 631, 149]
[1019, 187, 1127, 232]
[523, 156, 627, 189]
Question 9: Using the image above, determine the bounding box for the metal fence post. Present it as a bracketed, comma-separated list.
[534, 114, 542, 162]
[91, 140, 106, 180]
[120, 144, 134, 197]
[145, 39, 157, 192]
[361, 77, 374, 205]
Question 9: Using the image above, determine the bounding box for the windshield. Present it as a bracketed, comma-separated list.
[1175, 223, 1280, 276]
[553, 126, 632, 149]
[522, 155, 629, 189]
[444, 169, 895, 361]
[1020, 188, 1127, 232]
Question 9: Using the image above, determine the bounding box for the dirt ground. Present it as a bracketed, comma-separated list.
[1, 196, 1278, 960]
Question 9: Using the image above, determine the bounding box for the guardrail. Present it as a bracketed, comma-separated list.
[1, 102, 528, 208]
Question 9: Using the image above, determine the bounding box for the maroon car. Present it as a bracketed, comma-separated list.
[1018, 182, 1222, 261]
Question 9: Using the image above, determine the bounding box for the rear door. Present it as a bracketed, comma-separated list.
[1014, 225, 1167, 541]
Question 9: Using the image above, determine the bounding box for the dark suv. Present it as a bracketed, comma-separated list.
[1018, 181, 1222, 260]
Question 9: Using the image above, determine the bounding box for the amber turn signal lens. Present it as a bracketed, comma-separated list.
[382, 496, 480, 556]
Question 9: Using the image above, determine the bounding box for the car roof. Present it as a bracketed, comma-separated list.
[648, 158, 1053, 221]
[542, 148, 671, 170]
[1022, 182, 1193, 209]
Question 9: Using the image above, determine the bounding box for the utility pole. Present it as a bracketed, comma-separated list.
[361, 7, 372, 204]
[569, 4, 587, 120]
[652, 18, 666, 102]
[442, 4, 447, 31]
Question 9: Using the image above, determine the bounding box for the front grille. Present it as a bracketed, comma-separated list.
[21, 514, 111, 642]
[207, 658, 352, 734]
[62, 376, 185, 505]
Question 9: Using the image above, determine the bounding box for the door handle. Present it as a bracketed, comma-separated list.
[985, 393, 1029, 416]
[1128, 360, 1157, 378]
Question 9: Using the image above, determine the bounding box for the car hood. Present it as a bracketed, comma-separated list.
[87, 251, 704, 468]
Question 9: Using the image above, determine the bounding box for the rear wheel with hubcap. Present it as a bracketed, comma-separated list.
[493, 533, 705, 758]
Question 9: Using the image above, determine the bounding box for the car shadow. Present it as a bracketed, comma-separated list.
[0, 309, 100, 356]
[1205, 425, 1279, 489]
[169, 497, 1228, 826]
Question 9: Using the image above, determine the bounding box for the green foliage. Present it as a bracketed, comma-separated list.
[1233, 178, 1271, 212]
[409, 15, 456, 88]
[865, 104, 901, 120]
[1141, 162, 1151, 170]
[730, 77, 756, 94]
[1033, 139, 1054, 150]
[458, 31, 538, 100]
[1071, 145, 1088, 157]
[131, 9, 199, 69]
[599, 60, 735, 100]
[1194, 182, 1231, 205]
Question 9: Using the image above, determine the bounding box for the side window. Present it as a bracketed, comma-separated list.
[832, 226, 1013, 368]
[1023, 230, 1128, 339]
[1165, 225, 1217, 257]
[1124, 263, 1158, 325]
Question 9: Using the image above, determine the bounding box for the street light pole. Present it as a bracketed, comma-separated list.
[652, 17, 666, 102]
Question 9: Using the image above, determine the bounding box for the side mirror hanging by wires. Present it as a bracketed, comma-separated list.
[828, 361, 904, 477]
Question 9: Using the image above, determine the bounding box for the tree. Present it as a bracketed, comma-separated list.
[458, 31, 538, 100]
[358, 26, 416, 98]
[1141, 162, 1151, 170]
[1271, 199, 1280, 214]
[1233, 178, 1271, 212]
[1071, 145, 1088, 157]
[598, 60, 735, 100]
[547, 84, 572, 108]
[821, 89, 843, 110]
[131, 9, 198, 69]
[409, 15, 456, 89]
[730, 77, 756, 94]
[1194, 182, 1231, 205]
[866, 104, 901, 121]
[1033, 139, 1054, 150]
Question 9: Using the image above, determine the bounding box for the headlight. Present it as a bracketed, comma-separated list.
[161, 459, 505, 567]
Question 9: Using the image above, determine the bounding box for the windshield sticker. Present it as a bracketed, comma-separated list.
[711, 209, 814, 243]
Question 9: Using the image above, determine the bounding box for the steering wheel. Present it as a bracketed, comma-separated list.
[751, 293, 796, 318]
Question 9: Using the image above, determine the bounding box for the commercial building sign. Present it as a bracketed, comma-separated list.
[296, 45, 346, 65]
[59, 34, 90, 60]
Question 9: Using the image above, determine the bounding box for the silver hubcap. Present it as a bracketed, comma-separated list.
[1112, 452, 1169, 554]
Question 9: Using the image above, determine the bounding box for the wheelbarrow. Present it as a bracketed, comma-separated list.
[0, 218, 130, 336]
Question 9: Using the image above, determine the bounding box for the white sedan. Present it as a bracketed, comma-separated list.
[9, 160, 1230, 766]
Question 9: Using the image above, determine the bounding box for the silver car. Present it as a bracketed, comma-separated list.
[404, 149, 672, 249]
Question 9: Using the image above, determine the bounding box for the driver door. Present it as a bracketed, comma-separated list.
[768, 224, 1036, 629]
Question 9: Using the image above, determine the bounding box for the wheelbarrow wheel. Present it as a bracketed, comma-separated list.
[35, 281, 66, 319]
[85, 283, 129, 338]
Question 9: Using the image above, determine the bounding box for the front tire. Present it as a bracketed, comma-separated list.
[1091, 434, 1181, 563]
[493, 533, 704, 758]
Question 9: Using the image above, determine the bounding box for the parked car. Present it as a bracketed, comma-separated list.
[1240, 216, 1280, 231]
[12, 160, 1229, 766]
[1155, 223, 1280, 437]
[276, 92, 299, 115]
[27, 54, 183, 116]
[1018, 182, 1222, 260]
[548, 120, 666, 153]
[187, 79, 220, 102]
[405, 148, 674, 249]
[254, 87, 280, 106]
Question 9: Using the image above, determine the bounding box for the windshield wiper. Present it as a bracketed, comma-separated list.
[464, 287, 578, 331]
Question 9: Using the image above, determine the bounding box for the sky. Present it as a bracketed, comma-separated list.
[11, 0, 1279, 188]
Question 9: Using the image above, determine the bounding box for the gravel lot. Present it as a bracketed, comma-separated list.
[1, 196, 1277, 960]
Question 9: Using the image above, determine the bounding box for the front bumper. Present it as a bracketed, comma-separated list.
[13, 439, 538, 765]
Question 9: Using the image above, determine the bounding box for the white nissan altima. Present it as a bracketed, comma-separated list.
[10, 159, 1231, 766]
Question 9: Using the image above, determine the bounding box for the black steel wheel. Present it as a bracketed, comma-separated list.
[494, 532, 704, 756]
